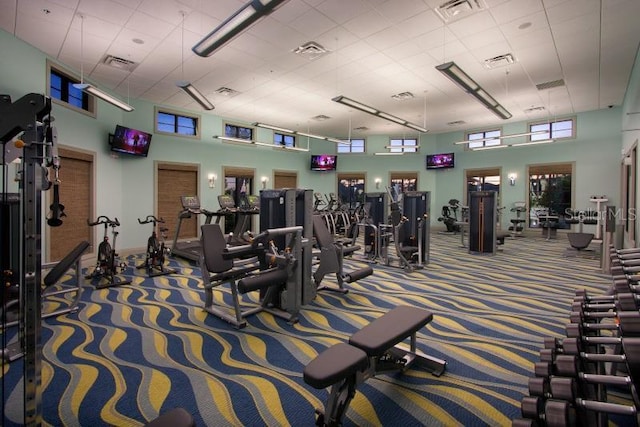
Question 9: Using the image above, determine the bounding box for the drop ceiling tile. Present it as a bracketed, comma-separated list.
[286, 7, 336, 39]
[77, 0, 135, 27]
[343, 9, 391, 39]
[315, 0, 371, 25]
[375, 0, 430, 24]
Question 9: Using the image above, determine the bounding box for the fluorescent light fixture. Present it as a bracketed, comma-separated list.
[255, 123, 349, 144]
[296, 131, 324, 140]
[254, 123, 294, 133]
[255, 140, 310, 151]
[436, 61, 512, 120]
[214, 136, 251, 144]
[511, 139, 555, 147]
[376, 111, 406, 125]
[384, 145, 420, 150]
[332, 95, 428, 133]
[472, 144, 509, 151]
[193, 0, 292, 57]
[73, 83, 134, 112]
[332, 96, 378, 114]
[453, 130, 547, 145]
[177, 81, 214, 110]
[214, 136, 309, 151]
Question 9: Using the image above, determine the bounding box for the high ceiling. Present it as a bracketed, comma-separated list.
[2, 0, 639, 138]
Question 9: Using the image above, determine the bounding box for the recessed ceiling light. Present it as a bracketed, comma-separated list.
[132, 38, 145, 45]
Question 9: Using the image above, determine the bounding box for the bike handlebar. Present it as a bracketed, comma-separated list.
[137, 215, 164, 225]
[87, 216, 120, 227]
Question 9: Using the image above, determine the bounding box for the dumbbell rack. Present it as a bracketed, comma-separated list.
[513, 249, 640, 427]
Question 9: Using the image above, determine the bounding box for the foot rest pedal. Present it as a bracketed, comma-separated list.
[304, 343, 368, 390]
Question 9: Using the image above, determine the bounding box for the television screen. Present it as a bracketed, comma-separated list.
[110, 125, 152, 157]
[426, 153, 454, 169]
[310, 154, 337, 171]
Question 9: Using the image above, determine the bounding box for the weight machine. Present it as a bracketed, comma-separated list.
[260, 188, 315, 304]
[1, 93, 57, 425]
[468, 191, 497, 255]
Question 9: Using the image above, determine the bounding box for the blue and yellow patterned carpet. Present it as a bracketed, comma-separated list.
[2, 232, 612, 426]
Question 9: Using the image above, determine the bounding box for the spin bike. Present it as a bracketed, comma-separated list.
[137, 215, 176, 277]
[86, 216, 131, 289]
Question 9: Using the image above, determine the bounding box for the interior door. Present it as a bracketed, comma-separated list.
[157, 163, 198, 240]
[274, 171, 297, 189]
[48, 147, 93, 262]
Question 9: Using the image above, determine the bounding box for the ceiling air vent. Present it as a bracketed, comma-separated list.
[102, 55, 137, 72]
[447, 120, 466, 126]
[215, 87, 239, 97]
[391, 91, 415, 101]
[435, 0, 487, 23]
[524, 106, 546, 114]
[293, 41, 329, 60]
[311, 114, 331, 121]
[484, 54, 515, 69]
[536, 79, 565, 91]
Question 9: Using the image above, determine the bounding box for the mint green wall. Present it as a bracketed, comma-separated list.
[431, 108, 622, 230]
[0, 28, 633, 252]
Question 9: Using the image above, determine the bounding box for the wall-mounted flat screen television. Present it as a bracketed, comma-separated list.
[426, 152, 454, 169]
[110, 125, 152, 157]
[310, 154, 337, 171]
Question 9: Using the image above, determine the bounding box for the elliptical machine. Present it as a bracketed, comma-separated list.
[137, 215, 176, 277]
[86, 216, 131, 289]
[438, 199, 462, 233]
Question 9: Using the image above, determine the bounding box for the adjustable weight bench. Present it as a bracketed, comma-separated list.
[303, 305, 446, 426]
[2, 240, 90, 361]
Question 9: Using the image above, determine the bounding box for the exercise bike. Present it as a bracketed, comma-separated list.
[86, 216, 131, 289]
[137, 215, 176, 277]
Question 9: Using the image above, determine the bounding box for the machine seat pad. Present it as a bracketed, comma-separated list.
[349, 306, 433, 357]
[341, 244, 361, 256]
[207, 264, 259, 283]
[144, 408, 195, 427]
[303, 343, 368, 390]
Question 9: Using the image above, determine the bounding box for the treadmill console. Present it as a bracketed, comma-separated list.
[218, 195, 236, 210]
[181, 195, 201, 210]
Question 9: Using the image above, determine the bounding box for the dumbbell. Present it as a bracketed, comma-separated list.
[520, 396, 576, 427]
[569, 293, 640, 328]
[547, 376, 638, 426]
[520, 395, 553, 425]
[552, 336, 640, 380]
[567, 311, 640, 338]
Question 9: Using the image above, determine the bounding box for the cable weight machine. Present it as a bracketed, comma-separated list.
[1, 93, 58, 426]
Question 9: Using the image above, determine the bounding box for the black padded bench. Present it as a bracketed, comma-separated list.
[144, 408, 194, 427]
[2, 240, 90, 362]
[303, 305, 446, 426]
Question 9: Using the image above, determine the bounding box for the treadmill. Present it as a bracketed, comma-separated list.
[170, 195, 215, 262]
[217, 194, 260, 246]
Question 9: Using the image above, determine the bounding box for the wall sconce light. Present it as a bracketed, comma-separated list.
[261, 176, 269, 189]
[374, 177, 382, 189]
[208, 173, 217, 188]
[508, 173, 517, 186]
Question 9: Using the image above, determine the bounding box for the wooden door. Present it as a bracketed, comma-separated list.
[48, 148, 93, 262]
[157, 163, 199, 240]
[274, 171, 297, 189]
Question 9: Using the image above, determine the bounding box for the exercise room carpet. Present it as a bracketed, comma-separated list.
[2, 233, 613, 426]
